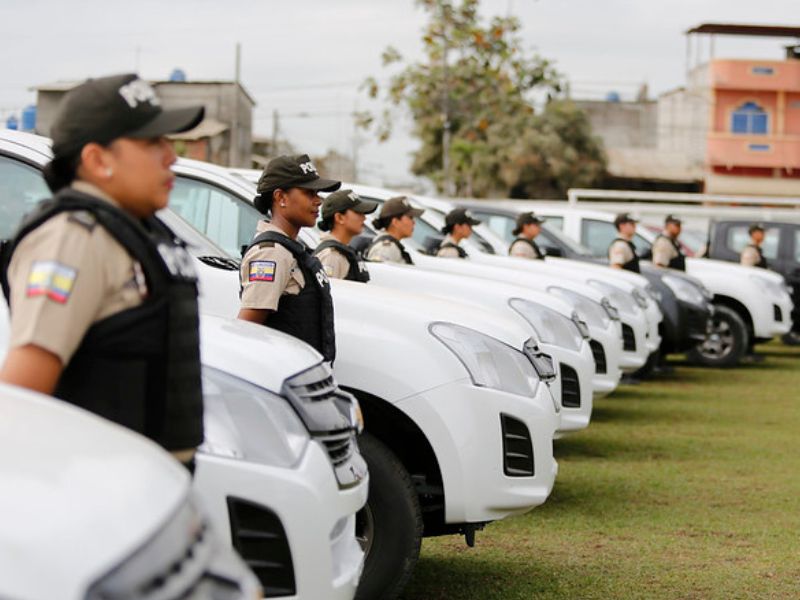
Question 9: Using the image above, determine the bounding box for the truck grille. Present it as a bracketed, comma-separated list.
[559, 363, 581, 408]
[500, 414, 534, 477]
[621, 323, 636, 352]
[319, 430, 354, 467]
[589, 339, 607, 374]
[228, 497, 296, 598]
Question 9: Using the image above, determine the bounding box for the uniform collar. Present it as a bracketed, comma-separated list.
[70, 180, 122, 208]
[257, 220, 292, 237]
[443, 234, 459, 246]
[319, 232, 334, 242]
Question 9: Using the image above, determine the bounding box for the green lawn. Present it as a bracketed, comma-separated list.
[404, 344, 800, 599]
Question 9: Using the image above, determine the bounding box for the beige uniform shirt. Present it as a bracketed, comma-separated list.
[366, 235, 406, 264]
[240, 221, 304, 311]
[740, 245, 762, 267]
[436, 235, 462, 258]
[7, 181, 146, 365]
[509, 238, 540, 259]
[609, 239, 635, 267]
[652, 235, 679, 268]
[315, 233, 351, 279]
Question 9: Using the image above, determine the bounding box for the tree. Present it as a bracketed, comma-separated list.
[360, 0, 606, 198]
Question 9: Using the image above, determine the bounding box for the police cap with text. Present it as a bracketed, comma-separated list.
[50, 73, 205, 157]
[257, 154, 341, 195]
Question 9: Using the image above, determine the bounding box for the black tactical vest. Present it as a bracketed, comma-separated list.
[314, 238, 370, 283]
[366, 233, 414, 265]
[611, 238, 640, 273]
[437, 240, 468, 258]
[655, 234, 686, 271]
[509, 237, 544, 259]
[745, 243, 768, 269]
[0, 189, 203, 451]
[241, 231, 336, 362]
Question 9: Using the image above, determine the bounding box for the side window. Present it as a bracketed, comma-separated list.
[0, 156, 50, 239]
[170, 177, 261, 257]
[411, 214, 442, 248]
[793, 228, 800, 263]
[544, 215, 564, 231]
[731, 102, 768, 135]
[632, 234, 652, 257]
[725, 225, 780, 260]
[580, 219, 619, 257]
[472, 212, 516, 242]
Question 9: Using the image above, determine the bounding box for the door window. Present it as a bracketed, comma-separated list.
[170, 177, 261, 257]
[581, 219, 621, 257]
[724, 225, 779, 260]
[472, 212, 516, 242]
[0, 156, 50, 239]
[792, 228, 800, 263]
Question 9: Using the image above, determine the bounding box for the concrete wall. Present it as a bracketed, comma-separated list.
[573, 99, 658, 149]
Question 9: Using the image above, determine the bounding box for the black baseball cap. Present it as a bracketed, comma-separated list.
[665, 214, 682, 225]
[512, 211, 545, 235]
[614, 212, 638, 228]
[50, 73, 205, 157]
[257, 154, 341, 195]
[376, 196, 424, 221]
[444, 207, 481, 228]
[321, 189, 378, 220]
[748, 223, 766, 234]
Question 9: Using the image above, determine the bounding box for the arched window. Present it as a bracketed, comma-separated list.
[731, 102, 768, 135]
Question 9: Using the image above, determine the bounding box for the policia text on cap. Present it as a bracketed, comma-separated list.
[237, 155, 341, 362]
[0, 73, 206, 470]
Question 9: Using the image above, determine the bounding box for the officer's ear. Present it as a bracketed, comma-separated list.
[77, 143, 113, 182]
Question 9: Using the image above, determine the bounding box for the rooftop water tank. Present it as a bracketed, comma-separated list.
[169, 68, 187, 82]
[6, 115, 19, 130]
[21, 105, 36, 131]
[605, 91, 621, 103]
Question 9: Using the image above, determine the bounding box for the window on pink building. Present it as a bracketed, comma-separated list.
[731, 102, 768, 135]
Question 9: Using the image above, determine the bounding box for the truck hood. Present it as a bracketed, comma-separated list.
[0, 384, 188, 600]
[686, 257, 788, 284]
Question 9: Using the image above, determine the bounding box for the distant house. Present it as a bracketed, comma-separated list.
[32, 78, 255, 168]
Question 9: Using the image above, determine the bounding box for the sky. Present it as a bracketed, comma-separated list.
[2, 0, 799, 186]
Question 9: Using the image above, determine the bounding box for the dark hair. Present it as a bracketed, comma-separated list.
[42, 153, 82, 193]
[318, 215, 334, 232]
[440, 223, 453, 235]
[372, 215, 394, 231]
[253, 189, 277, 215]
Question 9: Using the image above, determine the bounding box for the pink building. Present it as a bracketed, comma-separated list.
[685, 24, 800, 195]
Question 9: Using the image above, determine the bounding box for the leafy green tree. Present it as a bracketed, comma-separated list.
[361, 0, 606, 198]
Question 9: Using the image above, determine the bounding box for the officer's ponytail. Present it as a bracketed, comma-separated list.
[42, 154, 81, 193]
[440, 223, 453, 235]
[318, 215, 334, 232]
[253, 190, 275, 216]
[372, 216, 388, 231]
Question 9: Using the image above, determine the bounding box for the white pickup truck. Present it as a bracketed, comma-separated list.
[0, 382, 261, 600]
[520, 205, 795, 367]
[0, 130, 561, 600]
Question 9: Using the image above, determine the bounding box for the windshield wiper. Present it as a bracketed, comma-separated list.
[197, 255, 240, 271]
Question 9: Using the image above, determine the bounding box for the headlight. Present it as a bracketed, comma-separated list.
[509, 298, 585, 352]
[662, 274, 706, 306]
[200, 367, 309, 467]
[429, 322, 540, 397]
[645, 283, 663, 303]
[749, 274, 789, 300]
[589, 280, 637, 316]
[548, 287, 611, 328]
[632, 288, 649, 309]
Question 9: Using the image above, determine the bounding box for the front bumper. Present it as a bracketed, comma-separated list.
[396, 379, 559, 525]
[586, 321, 623, 398]
[618, 316, 649, 373]
[194, 441, 368, 600]
[540, 341, 594, 435]
[753, 293, 794, 338]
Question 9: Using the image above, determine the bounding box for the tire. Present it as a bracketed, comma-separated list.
[782, 331, 800, 346]
[355, 432, 423, 600]
[687, 304, 748, 368]
[632, 350, 659, 379]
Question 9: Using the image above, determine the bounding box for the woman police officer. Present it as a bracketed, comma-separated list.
[436, 207, 481, 258]
[314, 189, 378, 282]
[365, 196, 424, 264]
[237, 155, 341, 362]
[0, 73, 205, 470]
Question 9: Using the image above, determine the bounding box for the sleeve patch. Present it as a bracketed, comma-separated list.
[249, 260, 276, 282]
[26, 260, 78, 304]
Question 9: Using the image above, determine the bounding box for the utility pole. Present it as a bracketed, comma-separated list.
[351, 103, 360, 182]
[232, 43, 242, 166]
[271, 109, 280, 157]
[441, 1, 452, 196]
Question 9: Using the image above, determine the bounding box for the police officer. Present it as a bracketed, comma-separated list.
[314, 189, 378, 282]
[608, 212, 640, 273]
[740, 223, 768, 268]
[0, 73, 205, 470]
[366, 196, 424, 264]
[509, 212, 546, 259]
[238, 154, 341, 362]
[652, 214, 686, 271]
[436, 207, 481, 258]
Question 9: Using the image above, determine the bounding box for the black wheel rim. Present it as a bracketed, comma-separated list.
[699, 316, 734, 359]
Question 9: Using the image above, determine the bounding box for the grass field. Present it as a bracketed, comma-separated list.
[403, 343, 800, 599]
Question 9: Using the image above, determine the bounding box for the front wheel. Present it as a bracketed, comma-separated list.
[355, 432, 423, 600]
[687, 304, 748, 368]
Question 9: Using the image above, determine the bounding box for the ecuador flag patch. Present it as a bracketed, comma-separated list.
[26, 261, 77, 304]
